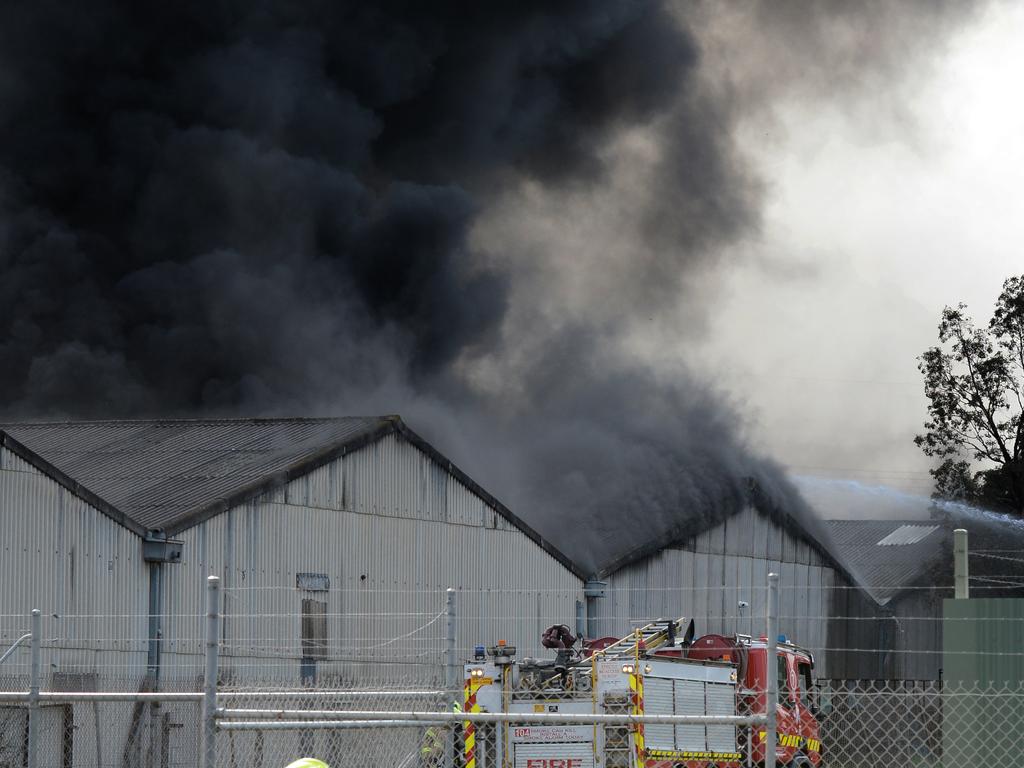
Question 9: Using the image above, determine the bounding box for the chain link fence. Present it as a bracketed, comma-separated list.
[4, 574, 1024, 767]
[213, 681, 1024, 768]
[817, 679, 1024, 767]
[0, 692, 202, 768]
[5, 678, 1024, 767]
[214, 684, 446, 768]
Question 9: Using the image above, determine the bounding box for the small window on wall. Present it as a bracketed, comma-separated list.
[302, 598, 327, 660]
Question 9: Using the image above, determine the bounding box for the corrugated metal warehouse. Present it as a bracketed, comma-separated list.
[2, 415, 891, 691]
[0, 417, 585, 689]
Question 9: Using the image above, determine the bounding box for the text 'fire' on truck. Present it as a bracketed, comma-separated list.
[457, 618, 831, 768]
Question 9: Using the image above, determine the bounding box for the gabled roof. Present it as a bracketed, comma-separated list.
[828, 513, 1024, 606]
[1, 417, 387, 533]
[826, 520, 948, 605]
[592, 478, 856, 584]
[0, 416, 585, 578]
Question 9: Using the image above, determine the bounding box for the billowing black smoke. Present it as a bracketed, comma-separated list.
[0, 2, 705, 406]
[0, 1, 980, 572]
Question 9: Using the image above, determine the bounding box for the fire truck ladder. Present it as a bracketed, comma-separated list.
[594, 617, 693, 658]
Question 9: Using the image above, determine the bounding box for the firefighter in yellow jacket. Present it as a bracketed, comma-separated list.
[420, 725, 444, 768]
[420, 700, 460, 768]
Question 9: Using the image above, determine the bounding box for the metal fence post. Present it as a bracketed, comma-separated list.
[765, 573, 778, 768]
[954, 528, 969, 599]
[27, 608, 41, 768]
[202, 576, 221, 768]
[445, 589, 457, 768]
[445, 588, 457, 694]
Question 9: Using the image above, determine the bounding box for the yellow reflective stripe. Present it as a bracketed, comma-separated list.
[646, 751, 743, 760]
[770, 733, 818, 749]
[630, 673, 645, 768]
[463, 678, 479, 768]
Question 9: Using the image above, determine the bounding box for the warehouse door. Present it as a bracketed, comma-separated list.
[297, 572, 330, 685]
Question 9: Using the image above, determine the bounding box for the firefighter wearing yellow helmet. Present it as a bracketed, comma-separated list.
[285, 760, 330, 768]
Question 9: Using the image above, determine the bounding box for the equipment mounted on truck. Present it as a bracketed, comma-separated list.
[460, 618, 828, 768]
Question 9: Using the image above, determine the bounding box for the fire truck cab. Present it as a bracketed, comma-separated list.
[684, 633, 824, 767]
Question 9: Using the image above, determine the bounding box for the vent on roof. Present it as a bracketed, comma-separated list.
[876, 524, 940, 546]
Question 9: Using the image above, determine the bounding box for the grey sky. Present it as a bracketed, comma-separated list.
[697, 2, 1024, 514]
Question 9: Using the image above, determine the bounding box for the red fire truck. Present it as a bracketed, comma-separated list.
[461, 619, 828, 768]
[683, 631, 824, 767]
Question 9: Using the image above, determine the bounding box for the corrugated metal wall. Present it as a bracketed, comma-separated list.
[160, 433, 583, 684]
[0, 445, 149, 686]
[591, 506, 838, 678]
[896, 590, 945, 680]
[826, 588, 944, 681]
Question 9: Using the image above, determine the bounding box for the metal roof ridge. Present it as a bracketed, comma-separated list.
[0, 415, 390, 427]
